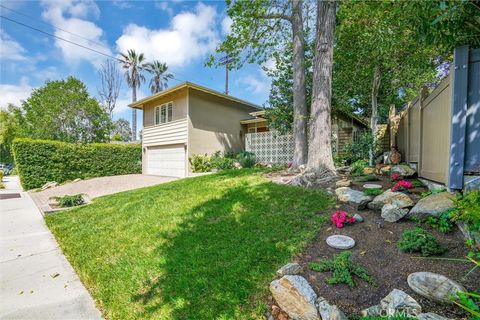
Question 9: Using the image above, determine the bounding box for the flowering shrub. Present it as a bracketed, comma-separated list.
[331, 211, 356, 228]
[392, 180, 414, 192]
[391, 173, 402, 181]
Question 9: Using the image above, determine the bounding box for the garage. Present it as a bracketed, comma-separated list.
[146, 144, 186, 178]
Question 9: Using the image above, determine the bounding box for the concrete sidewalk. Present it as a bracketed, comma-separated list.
[0, 176, 102, 319]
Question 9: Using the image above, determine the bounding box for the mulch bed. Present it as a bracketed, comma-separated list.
[266, 171, 479, 319]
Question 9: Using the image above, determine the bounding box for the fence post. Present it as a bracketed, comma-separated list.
[405, 102, 410, 163]
[448, 45, 469, 190]
[418, 87, 429, 178]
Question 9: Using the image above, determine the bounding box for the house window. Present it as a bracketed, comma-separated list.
[352, 129, 360, 142]
[154, 102, 173, 125]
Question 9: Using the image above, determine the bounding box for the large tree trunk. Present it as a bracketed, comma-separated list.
[306, 0, 336, 174]
[132, 85, 137, 141]
[369, 65, 381, 166]
[291, 0, 308, 168]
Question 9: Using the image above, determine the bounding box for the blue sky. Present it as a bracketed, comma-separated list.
[0, 0, 272, 131]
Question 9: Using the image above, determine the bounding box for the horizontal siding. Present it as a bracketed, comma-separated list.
[143, 118, 188, 147]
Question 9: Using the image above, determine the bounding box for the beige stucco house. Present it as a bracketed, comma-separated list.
[129, 82, 260, 177]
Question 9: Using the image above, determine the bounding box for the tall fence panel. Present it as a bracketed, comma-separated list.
[245, 131, 294, 164]
[420, 75, 452, 183]
[408, 97, 421, 163]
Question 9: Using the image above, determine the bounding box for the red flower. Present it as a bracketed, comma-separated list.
[391, 173, 402, 181]
[392, 180, 414, 191]
[331, 211, 356, 228]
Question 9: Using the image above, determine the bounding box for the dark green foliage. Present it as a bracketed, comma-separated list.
[236, 151, 256, 168]
[411, 180, 424, 188]
[54, 194, 85, 207]
[424, 209, 454, 233]
[210, 151, 235, 170]
[398, 228, 447, 256]
[308, 251, 375, 287]
[450, 191, 480, 234]
[12, 138, 141, 190]
[343, 131, 375, 163]
[350, 160, 368, 177]
[355, 175, 380, 182]
[420, 188, 446, 199]
[363, 188, 384, 197]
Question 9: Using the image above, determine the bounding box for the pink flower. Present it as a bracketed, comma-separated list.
[391, 173, 401, 181]
[392, 180, 414, 191]
[331, 211, 356, 228]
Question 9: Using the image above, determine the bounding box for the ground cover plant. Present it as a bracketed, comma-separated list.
[349, 160, 368, 176]
[45, 169, 333, 319]
[363, 188, 383, 197]
[398, 227, 447, 256]
[308, 251, 375, 287]
[53, 194, 85, 208]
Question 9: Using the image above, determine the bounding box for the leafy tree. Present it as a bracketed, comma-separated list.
[19, 77, 112, 143]
[119, 49, 147, 141]
[146, 61, 174, 93]
[209, 0, 309, 168]
[0, 104, 24, 163]
[98, 59, 122, 119]
[111, 118, 132, 142]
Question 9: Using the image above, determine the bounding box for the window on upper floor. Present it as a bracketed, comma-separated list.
[154, 102, 173, 125]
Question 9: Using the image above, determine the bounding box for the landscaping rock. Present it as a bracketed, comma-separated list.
[326, 235, 355, 250]
[380, 165, 391, 174]
[363, 167, 376, 175]
[335, 179, 351, 188]
[407, 272, 466, 304]
[363, 183, 382, 189]
[408, 192, 455, 219]
[335, 187, 372, 210]
[417, 312, 450, 320]
[368, 190, 414, 211]
[362, 289, 421, 317]
[269, 275, 320, 320]
[391, 164, 416, 177]
[73, 178, 82, 182]
[41, 181, 58, 191]
[353, 214, 364, 223]
[317, 297, 347, 320]
[381, 204, 409, 222]
[277, 263, 302, 277]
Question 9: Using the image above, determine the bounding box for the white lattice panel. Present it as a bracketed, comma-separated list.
[245, 131, 294, 164]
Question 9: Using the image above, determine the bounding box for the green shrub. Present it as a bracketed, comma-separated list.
[12, 138, 141, 190]
[350, 160, 368, 177]
[411, 180, 424, 188]
[53, 194, 85, 207]
[236, 151, 256, 168]
[189, 154, 212, 173]
[450, 190, 480, 234]
[0, 170, 3, 181]
[343, 131, 375, 163]
[363, 188, 384, 196]
[308, 251, 375, 287]
[355, 174, 379, 182]
[424, 209, 454, 233]
[210, 151, 235, 170]
[398, 228, 447, 256]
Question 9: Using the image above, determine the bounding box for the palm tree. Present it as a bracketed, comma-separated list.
[119, 49, 147, 141]
[146, 61, 174, 94]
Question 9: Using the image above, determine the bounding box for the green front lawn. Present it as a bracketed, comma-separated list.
[46, 169, 333, 319]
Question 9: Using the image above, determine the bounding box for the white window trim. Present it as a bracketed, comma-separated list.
[154, 101, 173, 125]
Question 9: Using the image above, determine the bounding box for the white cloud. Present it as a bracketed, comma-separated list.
[0, 78, 33, 108]
[111, 0, 134, 10]
[155, 1, 173, 16]
[237, 74, 269, 94]
[41, 0, 111, 67]
[221, 16, 232, 35]
[116, 3, 219, 68]
[0, 31, 27, 61]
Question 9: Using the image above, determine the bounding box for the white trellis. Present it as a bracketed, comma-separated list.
[245, 131, 294, 164]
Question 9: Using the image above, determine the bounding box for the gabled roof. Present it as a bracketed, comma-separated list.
[129, 81, 262, 110]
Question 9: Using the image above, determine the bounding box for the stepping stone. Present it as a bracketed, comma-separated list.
[363, 183, 382, 189]
[407, 272, 466, 304]
[326, 235, 355, 249]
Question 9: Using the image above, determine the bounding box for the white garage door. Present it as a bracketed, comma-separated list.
[147, 145, 186, 177]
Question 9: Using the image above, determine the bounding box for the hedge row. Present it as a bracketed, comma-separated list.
[12, 138, 142, 190]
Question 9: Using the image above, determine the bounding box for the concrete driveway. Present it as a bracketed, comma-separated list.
[0, 176, 102, 319]
[30, 174, 177, 213]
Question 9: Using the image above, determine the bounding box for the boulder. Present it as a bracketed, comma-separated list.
[391, 165, 416, 177]
[335, 179, 352, 188]
[368, 190, 414, 211]
[269, 275, 320, 320]
[380, 165, 392, 175]
[417, 313, 450, 320]
[335, 187, 372, 210]
[363, 167, 376, 175]
[381, 204, 409, 222]
[317, 297, 347, 320]
[326, 235, 355, 250]
[407, 272, 466, 304]
[408, 192, 455, 219]
[277, 262, 302, 277]
[362, 289, 421, 317]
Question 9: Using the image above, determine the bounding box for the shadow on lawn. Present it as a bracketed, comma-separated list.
[132, 172, 331, 319]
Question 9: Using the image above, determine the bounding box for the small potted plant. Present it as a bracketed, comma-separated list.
[331, 211, 356, 228]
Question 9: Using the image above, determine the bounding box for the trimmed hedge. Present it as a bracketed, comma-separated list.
[12, 138, 142, 190]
